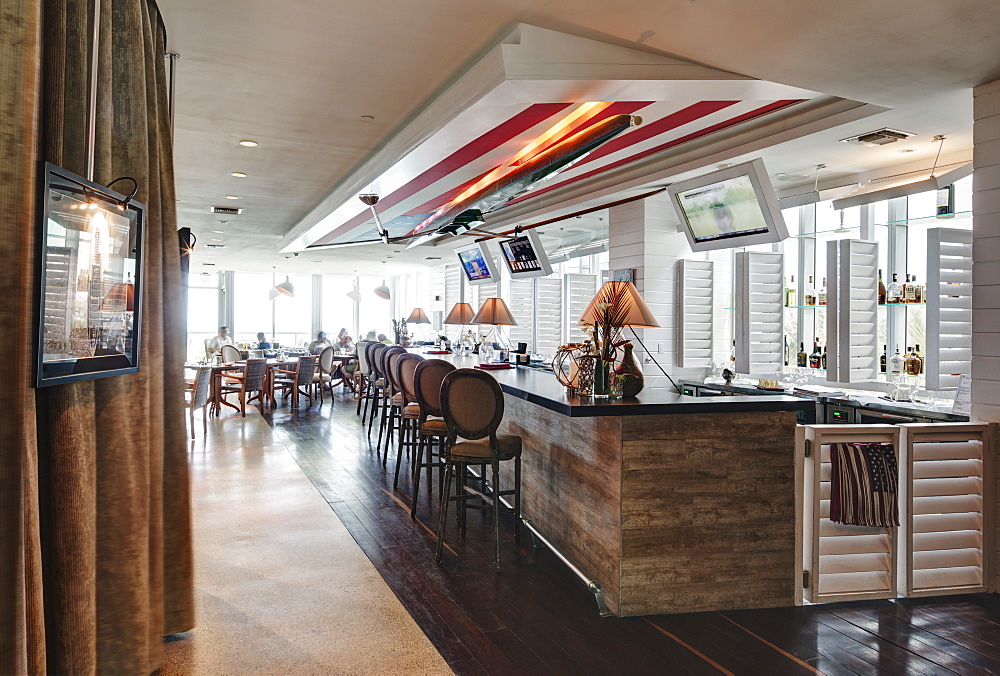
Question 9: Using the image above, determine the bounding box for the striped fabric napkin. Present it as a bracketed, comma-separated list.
[829, 442, 899, 528]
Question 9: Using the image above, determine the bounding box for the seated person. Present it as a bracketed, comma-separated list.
[255, 332, 272, 350]
[308, 331, 332, 355]
[365, 330, 377, 341]
[206, 326, 235, 355]
[336, 327, 353, 351]
[377, 333, 391, 345]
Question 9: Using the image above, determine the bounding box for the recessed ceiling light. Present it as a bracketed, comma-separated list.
[310, 259, 324, 263]
[360, 115, 375, 122]
[217, 220, 228, 224]
[212, 238, 222, 241]
[230, 171, 248, 178]
[225, 195, 239, 200]
[213, 230, 224, 234]
[425, 256, 441, 260]
[898, 148, 916, 153]
[239, 140, 258, 147]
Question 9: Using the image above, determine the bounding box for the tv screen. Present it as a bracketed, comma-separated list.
[498, 230, 552, 279]
[455, 242, 499, 286]
[667, 159, 788, 252]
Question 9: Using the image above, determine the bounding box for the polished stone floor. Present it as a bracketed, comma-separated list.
[161, 410, 450, 675]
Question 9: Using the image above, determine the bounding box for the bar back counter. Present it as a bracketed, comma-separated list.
[445, 358, 812, 617]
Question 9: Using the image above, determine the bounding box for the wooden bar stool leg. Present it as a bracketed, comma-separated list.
[411, 434, 425, 520]
[367, 390, 380, 437]
[492, 458, 502, 572]
[435, 461, 454, 564]
[393, 416, 407, 490]
[514, 456, 521, 544]
[458, 463, 468, 539]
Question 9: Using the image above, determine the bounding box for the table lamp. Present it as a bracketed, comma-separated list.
[406, 307, 431, 342]
[472, 297, 518, 351]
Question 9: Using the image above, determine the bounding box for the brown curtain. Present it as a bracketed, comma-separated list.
[0, 0, 194, 672]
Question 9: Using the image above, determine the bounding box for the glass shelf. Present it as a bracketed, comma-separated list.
[875, 210, 972, 227]
[792, 226, 861, 238]
[882, 302, 926, 306]
[784, 305, 827, 309]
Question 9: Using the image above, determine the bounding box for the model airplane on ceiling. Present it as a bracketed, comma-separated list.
[307, 113, 641, 251]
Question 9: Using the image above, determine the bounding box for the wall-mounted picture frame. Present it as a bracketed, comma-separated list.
[36, 162, 145, 387]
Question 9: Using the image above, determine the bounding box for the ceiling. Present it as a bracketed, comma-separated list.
[160, 0, 1000, 277]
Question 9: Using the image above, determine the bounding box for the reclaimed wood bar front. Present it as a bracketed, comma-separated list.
[464, 363, 813, 617]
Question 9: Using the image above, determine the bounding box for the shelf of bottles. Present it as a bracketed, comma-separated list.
[677, 259, 714, 368]
[925, 227, 973, 390]
[734, 252, 784, 375]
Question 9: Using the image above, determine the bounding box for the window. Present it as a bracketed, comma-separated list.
[187, 272, 219, 362]
[322, 275, 357, 342]
[358, 276, 391, 341]
[273, 274, 312, 348]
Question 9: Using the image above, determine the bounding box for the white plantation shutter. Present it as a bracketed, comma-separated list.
[507, 279, 533, 350]
[563, 273, 597, 345]
[926, 228, 972, 390]
[534, 277, 563, 355]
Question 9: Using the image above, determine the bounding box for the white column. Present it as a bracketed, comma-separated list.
[973, 79, 1000, 422]
[608, 194, 708, 392]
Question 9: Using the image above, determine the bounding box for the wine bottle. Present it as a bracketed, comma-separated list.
[878, 269, 886, 305]
[888, 347, 904, 374]
[797, 342, 807, 367]
[809, 339, 821, 369]
[880, 345, 887, 373]
[936, 183, 955, 218]
[821, 346, 827, 369]
[886, 273, 902, 304]
[818, 277, 827, 306]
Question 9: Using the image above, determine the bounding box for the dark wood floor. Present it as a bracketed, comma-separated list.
[263, 391, 1000, 675]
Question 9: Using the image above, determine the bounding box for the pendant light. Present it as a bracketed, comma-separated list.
[374, 261, 390, 299]
[275, 276, 295, 297]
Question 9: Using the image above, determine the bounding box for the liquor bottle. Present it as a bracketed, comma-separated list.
[888, 347, 904, 374]
[785, 275, 796, 307]
[730, 339, 736, 364]
[913, 344, 924, 374]
[784, 335, 790, 366]
[910, 274, 921, 303]
[936, 183, 955, 218]
[805, 275, 816, 306]
[903, 274, 919, 303]
[797, 342, 807, 367]
[880, 345, 887, 373]
[818, 277, 827, 306]
[920, 280, 927, 303]
[886, 273, 902, 304]
[878, 269, 886, 305]
[821, 346, 827, 369]
[903, 346, 922, 376]
[809, 339, 822, 369]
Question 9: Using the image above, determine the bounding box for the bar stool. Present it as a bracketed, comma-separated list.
[392, 353, 425, 489]
[410, 358, 456, 520]
[365, 343, 388, 436]
[435, 368, 522, 572]
[377, 347, 407, 461]
[354, 340, 371, 416]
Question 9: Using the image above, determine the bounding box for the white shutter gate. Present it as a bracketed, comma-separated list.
[444, 264, 461, 307]
[898, 423, 992, 597]
[677, 259, 713, 368]
[564, 273, 597, 345]
[801, 425, 900, 603]
[833, 240, 879, 383]
[734, 252, 783, 375]
[507, 279, 533, 351]
[534, 277, 563, 356]
[926, 228, 973, 390]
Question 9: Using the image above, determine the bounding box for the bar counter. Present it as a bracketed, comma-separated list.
[426, 352, 809, 617]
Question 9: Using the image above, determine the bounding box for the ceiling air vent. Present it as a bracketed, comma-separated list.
[202, 262, 216, 266]
[205, 244, 226, 249]
[211, 206, 242, 215]
[840, 128, 915, 146]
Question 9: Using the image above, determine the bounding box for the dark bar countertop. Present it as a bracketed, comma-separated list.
[421, 353, 812, 417]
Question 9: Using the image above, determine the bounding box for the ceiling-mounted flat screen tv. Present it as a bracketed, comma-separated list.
[455, 241, 499, 287]
[667, 158, 788, 252]
[498, 230, 553, 279]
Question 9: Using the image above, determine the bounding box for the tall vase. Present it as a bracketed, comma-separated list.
[615, 342, 644, 397]
[593, 358, 612, 397]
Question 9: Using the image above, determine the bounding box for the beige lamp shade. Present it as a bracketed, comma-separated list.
[471, 297, 518, 326]
[443, 302, 475, 325]
[578, 280, 659, 328]
[406, 307, 431, 324]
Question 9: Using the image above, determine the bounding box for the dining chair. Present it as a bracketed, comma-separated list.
[219, 358, 267, 416]
[185, 366, 213, 438]
[435, 368, 522, 572]
[273, 355, 318, 408]
[313, 346, 337, 403]
[221, 344, 242, 363]
[392, 353, 425, 490]
[410, 358, 456, 520]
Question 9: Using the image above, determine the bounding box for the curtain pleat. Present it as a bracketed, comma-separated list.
[1, 0, 194, 672]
